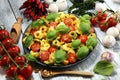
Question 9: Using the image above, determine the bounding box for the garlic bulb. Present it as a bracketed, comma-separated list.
[44, 0, 53, 4]
[95, 3, 107, 11]
[56, 0, 68, 11]
[102, 35, 116, 48]
[116, 23, 120, 32]
[101, 52, 113, 61]
[48, 3, 58, 13]
[106, 27, 119, 38]
[117, 33, 120, 39]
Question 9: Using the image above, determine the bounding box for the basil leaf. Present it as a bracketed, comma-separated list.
[25, 54, 37, 62]
[93, 60, 114, 76]
[46, 13, 59, 21]
[25, 35, 33, 47]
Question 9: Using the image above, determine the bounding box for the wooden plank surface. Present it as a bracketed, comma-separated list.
[0, 0, 120, 80]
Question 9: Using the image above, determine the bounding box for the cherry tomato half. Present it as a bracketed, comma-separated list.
[48, 46, 57, 53]
[68, 53, 77, 64]
[31, 42, 40, 52]
[40, 51, 50, 61]
[61, 34, 72, 43]
[79, 35, 88, 44]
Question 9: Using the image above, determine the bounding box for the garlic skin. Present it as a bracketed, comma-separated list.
[106, 27, 119, 38]
[48, 3, 58, 13]
[56, 0, 68, 11]
[101, 52, 113, 61]
[102, 35, 116, 48]
[44, 0, 53, 4]
[117, 33, 120, 40]
[95, 3, 107, 11]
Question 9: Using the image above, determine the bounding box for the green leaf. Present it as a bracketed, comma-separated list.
[25, 35, 33, 47]
[54, 50, 67, 63]
[56, 25, 70, 34]
[46, 30, 57, 40]
[25, 54, 37, 62]
[93, 60, 114, 76]
[46, 13, 59, 21]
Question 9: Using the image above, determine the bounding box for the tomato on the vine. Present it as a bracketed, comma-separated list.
[0, 45, 5, 56]
[0, 29, 9, 41]
[108, 17, 118, 27]
[31, 42, 40, 52]
[97, 11, 107, 21]
[40, 51, 50, 61]
[0, 55, 11, 66]
[6, 65, 18, 77]
[20, 65, 33, 78]
[61, 34, 72, 43]
[79, 35, 88, 44]
[2, 38, 15, 49]
[7, 46, 20, 58]
[14, 56, 26, 66]
[90, 16, 97, 26]
[68, 53, 77, 64]
[48, 46, 57, 53]
[98, 20, 108, 31]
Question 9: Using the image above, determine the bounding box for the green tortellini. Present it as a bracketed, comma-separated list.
[46, 30, 57, 40]
[54, 50, 67, 63]
[77, 46, 89, 60]
[71, 39, 81, 49]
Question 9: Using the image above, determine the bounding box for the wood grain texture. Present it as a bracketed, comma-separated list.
[0, 0, 120, 80]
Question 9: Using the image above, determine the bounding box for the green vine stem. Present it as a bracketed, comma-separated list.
[0, 42, 21, 69]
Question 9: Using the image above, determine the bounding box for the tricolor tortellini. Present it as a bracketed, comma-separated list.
[23, 12, 98, 66]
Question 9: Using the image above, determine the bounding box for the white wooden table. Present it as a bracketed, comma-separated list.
[0, 0, 120, 80]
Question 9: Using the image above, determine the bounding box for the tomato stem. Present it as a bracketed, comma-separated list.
[0, 42, 21, 69]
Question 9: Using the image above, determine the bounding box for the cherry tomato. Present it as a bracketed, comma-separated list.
[68, 53, 77, 64]
[64, 18, 73, 26]
[97, 11, 107, 21]
[108, 17, 118, 27]
[31, 42, 40, 52]
[61, 34, 72, 43]
[14, 56, 26, 66]
[20, 64, 33, 78]
[68, 25, 75, 31]
[90, 16, 97, 26]
[7, 46, 20, 58]
[0, 29, 9, 41]
[2, 38, 15, 49]
[40, 51, 50, 61]
[79, 35, 88, 44]
[48, 21, 57, 29]
[6, 65, 18, 77]
[98, 20, 108, 31]
[0, 55, 11, 66]
[0, 45, 5, 56]
[48, 46, 57, 53]
[17, 75, 26, 80]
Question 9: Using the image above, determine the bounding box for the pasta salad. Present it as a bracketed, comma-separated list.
[22, 12, 98, 66]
